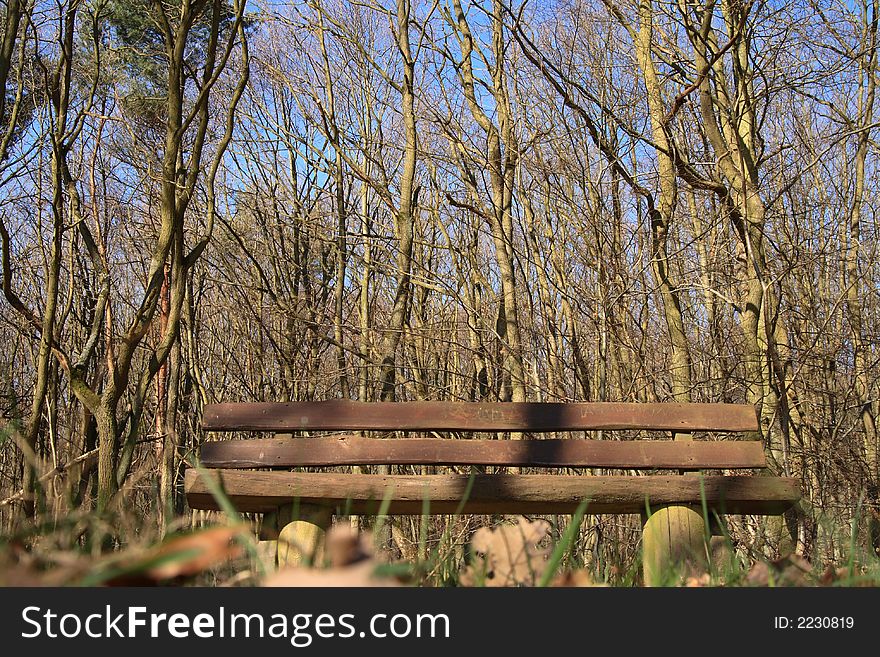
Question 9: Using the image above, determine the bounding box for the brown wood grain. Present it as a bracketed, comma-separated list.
[184, 469, 798, 515]
[201, 401, 759, 433]
[198, 437, 767, 469]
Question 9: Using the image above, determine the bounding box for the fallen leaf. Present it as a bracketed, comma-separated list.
[460, 517, 551, 587]
[745, 561, 771, 587]
[0, 548, 91, 586]
[551, 569, 608, 587]
[102, 525, 249, 584]
[264, 525, 402, 587]
[818, 565, 849, 586]
[773, 554, 812, 586]
[746, 554, 813, 587]
[324, 525, 372, 567]
[684, 573, 712, 587]
[263, 561, 400, 587]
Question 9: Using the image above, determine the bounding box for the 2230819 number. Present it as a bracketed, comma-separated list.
[799, 617, 854, 629]
[775, 617, 854, 629]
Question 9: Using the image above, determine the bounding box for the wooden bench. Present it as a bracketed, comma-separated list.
[185, 400, 800, 583]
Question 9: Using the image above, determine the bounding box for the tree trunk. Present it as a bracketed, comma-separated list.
[378, 0, 418, 403]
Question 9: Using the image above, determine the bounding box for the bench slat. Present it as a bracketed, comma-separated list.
[199, 437, 767, 469]
[202, 401, 759, 433]
[184, 469, 798, 515]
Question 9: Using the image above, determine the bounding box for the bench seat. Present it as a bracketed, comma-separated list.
[185, 470, 799, 516]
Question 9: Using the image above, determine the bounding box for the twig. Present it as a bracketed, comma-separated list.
[0, 448, 99, 507]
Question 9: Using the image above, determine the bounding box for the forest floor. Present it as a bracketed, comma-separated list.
[1, 505, 878, 588]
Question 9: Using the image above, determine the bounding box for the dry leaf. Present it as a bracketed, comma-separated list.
[0, 548, 91, 586]
[550, 569, 608, 587]
[746, 554, 812, 587]
[145, 525, 248, 579]
[104, 525, 248, 584]
[818, 565, 850, 586]
[774, 554, 812, 586]
[264, 526, 399, 587]
[684, 573, 712, 587]
[745, 561, 771, 587]
[324, 525, 372, 567]
[460, 517, 551, 587]
[263, 561, 400, 587]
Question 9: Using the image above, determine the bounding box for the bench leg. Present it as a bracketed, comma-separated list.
[257, 504, 333, 569]
[277, 503, 333, 568]
[257, 508, 283, 571]
[642, 506, 707, 586]
[256, 538, 279, 571]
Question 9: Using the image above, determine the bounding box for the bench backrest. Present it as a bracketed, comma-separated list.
[202, 400, 759, 432]
[199, 401, 765, 471]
